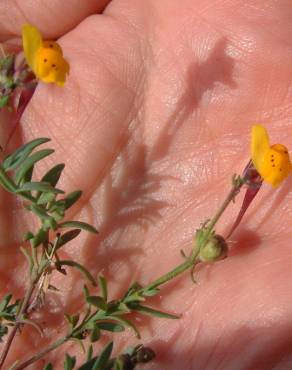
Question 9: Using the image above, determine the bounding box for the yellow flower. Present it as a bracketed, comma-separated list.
[22, 24, 69, 86]
[251, 124, 292, 187]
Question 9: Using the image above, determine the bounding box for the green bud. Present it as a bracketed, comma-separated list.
[199, 234, 228, 263]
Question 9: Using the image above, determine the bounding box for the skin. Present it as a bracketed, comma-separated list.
[1, 0, 292, 368]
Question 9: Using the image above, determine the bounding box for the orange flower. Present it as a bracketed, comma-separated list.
[251, 125, 292, 187]
[22, 24, 69, 86]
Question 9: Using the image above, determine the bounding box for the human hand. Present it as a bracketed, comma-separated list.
[1, 1, 292, 368]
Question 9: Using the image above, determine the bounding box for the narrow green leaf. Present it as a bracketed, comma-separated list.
[51, 209, 65, 222]
[64, 313, 73, 328]
[63, 191, 82, 209]
[123, 282, 143, 300]
[117, 302, 131, 314]
[48, 284, 60, 292]
[65, 314, 79, 329]
[113, 359, 123, 370]
[28, 204, 50, 219]
[37, 192, 56, 205]
[71, 314, 80, 328]
[21, 164, 34, 185]
[64, 353, 76, 370]
[77, 356, 98, 370]
[142, 288, 160, 297]
[129, 304, 180, 319]
[5, 301, 20, 316]
[92, 342, 113, 370]
[0, 313, 15, 320]
[16, 181, 64, 194]
[41, 163, 65, 187]
[3, 138, 50, 170]
[86, 296, 107, 310]
[83, 285, 90, 299]
[87, 345, 93, 361]
[43, 363, 53, 370]
[123, 292, 145, 304]
[14, 149, 54, 184]
[58, 221, 98, 234]
[0, 166, 17, 193]
[0, 325, 8, 340]
[97, 322, 125, 333]
[56, 260, 96, 286]
[42, 217, 58, 231]
[101, 301, 129, 316]
[0, 95, 9, 108]
[90, 324, 100, 342]
[98, 276, 107, 302]
[28, 205, 58, 231]
[23, 231, 34, 241]
[55, 229, 81, 251]
[0, 294, 12, 312]
[30, 228, 48, 248]
[105, 316, 141, 338]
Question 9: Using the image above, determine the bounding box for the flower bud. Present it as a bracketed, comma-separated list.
[198, 234, 228, 263]
[135, 346, 155, 363]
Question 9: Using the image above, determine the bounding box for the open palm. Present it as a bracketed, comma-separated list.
[1, 1, 292, 369]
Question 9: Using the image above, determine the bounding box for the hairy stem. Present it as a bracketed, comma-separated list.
[13, 336, 70, 370]
[142, 177, 244, 293]
[0, 279, 36, 369]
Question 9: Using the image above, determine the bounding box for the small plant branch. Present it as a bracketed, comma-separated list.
[0, 273, 40, 369]
[5, 170, 250, 370]
[13, 336, 70, 370]
[141, 252, 198, 293]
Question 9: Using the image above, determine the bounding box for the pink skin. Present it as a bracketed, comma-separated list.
[0, 0, 292, 369]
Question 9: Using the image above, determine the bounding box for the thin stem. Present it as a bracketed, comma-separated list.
[12, 305, 98, 369]
[142, 178, 244, 293]
[13, 336, 70, 370]
[0, 279, 36, 369]
[205, 178, 244, 237]
[142, 255, 197, 292]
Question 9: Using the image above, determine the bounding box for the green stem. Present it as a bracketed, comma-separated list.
[142, 254, 198, 292]
[13, 311, 97, 370]
[13, 336, 70, 370]
[142, 177, 244, 292]
[0, 255, 49, 370]
[205, 177, 243, 237]
[0, 277, 37, 369]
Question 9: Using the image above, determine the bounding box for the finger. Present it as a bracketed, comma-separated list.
[0, 0, 112, 41]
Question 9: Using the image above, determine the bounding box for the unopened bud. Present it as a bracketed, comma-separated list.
[199, 234, 228, 263]
[135, 346, 155, 363]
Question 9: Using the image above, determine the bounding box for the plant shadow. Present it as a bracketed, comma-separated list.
[150, 37, 236, 162]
